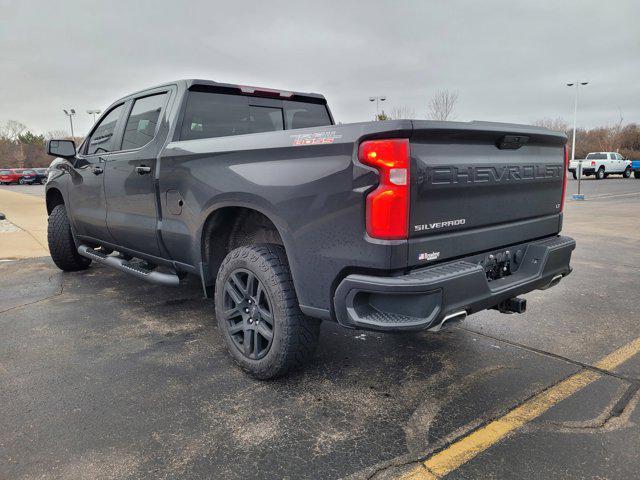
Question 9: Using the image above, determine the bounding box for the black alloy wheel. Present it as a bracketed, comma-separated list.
[222, 268, 274, 360]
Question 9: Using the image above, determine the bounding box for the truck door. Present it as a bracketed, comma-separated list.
[104, 90, 171, 257]
[67, 103, 126, 242]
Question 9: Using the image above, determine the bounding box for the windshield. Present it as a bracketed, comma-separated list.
[586, 153, 607, 159]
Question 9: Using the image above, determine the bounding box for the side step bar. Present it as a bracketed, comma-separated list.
[77, 245, 180, 287]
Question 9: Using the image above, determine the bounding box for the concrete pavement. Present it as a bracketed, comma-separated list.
[0, 187, 48, 259]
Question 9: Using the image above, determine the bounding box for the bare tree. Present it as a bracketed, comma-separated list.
[46, 129, 71, 140]
[598, 109, 624, 152]
[533, 117, 569, 133]
[388, 106, 416, 120]
[428, 89, 459, 121]
[0, 120, 27, 140]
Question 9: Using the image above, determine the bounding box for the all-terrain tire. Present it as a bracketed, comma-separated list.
[623, 167, 632, 178]
[47, 204, 91, 271]
[215, 244, 320, 379]
[595, 167, 605, 180]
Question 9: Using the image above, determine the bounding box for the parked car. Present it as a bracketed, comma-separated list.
[33, 168, 48, 184]
[632, 160, 640, 179]
[568, 152, 632, 180]
[44, 79, 575, 378]
[0, 168, 37, 185]
[0, 169, 16, 184]
[17, 169, 38, 184]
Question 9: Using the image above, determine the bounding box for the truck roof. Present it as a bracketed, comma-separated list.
[121, 79, 326, 103]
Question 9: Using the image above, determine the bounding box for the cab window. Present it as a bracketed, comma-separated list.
[121, 93, 168, 150]
[86, 104, 124, 155]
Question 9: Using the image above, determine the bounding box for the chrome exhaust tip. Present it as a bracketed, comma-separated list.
[428, 310, 467, 332]
[539, 273, 563, 290]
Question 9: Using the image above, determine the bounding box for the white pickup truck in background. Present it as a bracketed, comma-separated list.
[568, 152, 632, 180]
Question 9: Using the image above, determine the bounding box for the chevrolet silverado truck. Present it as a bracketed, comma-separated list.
[44, 79, 575, 378]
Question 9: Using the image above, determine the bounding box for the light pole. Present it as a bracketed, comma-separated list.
[63, 109, 76, 139]
[87, 109, 101, 124]
[369, 96, 387, 119]
[566, 81, 588, 199]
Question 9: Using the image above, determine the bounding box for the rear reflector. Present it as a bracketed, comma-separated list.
[358, 139, 410, 239]
[561, 145, 568, 211]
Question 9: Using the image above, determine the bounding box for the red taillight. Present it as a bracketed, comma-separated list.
[561, 145, 568, 211]
[591, 160, 596, 166]
[358, 139, 410, 239]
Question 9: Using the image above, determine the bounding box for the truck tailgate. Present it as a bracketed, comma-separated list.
[408, 121, 566, 268]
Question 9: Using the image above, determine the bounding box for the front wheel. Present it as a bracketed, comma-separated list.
[47, 204, 92, 271]
[595, 167, 605, 180]
[623, 167, 632, 178]
[18, 178, 26, 185]
[215, 244, 320, 379]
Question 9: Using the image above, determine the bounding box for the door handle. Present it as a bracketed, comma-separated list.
[135, 166, 152, 175]
[92, 166, 104, 175]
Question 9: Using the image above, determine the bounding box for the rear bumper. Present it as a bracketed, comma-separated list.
[333, 235, 575, 332]
[568, 167, 595, 174]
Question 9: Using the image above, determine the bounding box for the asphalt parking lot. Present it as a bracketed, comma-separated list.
[1, 177, 639, 479]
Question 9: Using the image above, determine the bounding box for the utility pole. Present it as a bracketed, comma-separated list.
[87, 109, 101, 124]
[369, 96, 387, 119]
[566, 81, 588, 199]
[63, 109, 76, 139]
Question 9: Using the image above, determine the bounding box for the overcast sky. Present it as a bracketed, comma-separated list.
[1, 0, 639, 137]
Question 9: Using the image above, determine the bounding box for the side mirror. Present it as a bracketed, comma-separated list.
[47, 139, 76, 158]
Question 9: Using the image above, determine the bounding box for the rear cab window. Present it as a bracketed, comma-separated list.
[180, 88, 331, 141]
[586, 153, 607, 160]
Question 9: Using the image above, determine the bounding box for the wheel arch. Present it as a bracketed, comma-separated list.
[198, 202, 299, 296]
[45, 187, 65, 215]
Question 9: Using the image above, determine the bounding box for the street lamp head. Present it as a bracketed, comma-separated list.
[580, 82, 589, 85]
[566, 83, 575, 87]
[63, 109, 69, 115]
[70, 109, 76, 115]
[369, 97, 375, 102]
[380, 96, 387, 102]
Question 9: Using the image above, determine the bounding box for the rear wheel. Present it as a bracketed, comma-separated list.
[572, 172, 577, 179]
[623, 167, 632, 178]
[18, 178, 26, 185]
[595, 167, 605, 180]
[215, 244, 320, 379]
[47, 204, 91, 271]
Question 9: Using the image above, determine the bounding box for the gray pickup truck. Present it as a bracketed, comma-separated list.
[45, 79, 575, 378]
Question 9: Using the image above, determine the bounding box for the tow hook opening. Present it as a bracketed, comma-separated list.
[493, 297, 527, 314]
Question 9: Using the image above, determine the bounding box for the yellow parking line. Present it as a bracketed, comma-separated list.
[400, 337, 640, 479]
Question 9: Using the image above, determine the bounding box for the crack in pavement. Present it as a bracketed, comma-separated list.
[0, 273, 65, 316]
[529, 383, 640, 434]
[462, 328, 640, 384]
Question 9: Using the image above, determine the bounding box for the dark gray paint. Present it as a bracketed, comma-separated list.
[45, 79, 570, 322]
